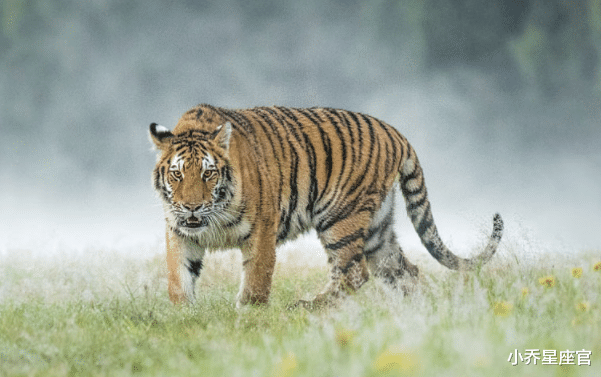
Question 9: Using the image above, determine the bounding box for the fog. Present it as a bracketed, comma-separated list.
[1, 0, 600, 259]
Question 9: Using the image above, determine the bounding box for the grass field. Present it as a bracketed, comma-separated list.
[1, 242, 600, 376]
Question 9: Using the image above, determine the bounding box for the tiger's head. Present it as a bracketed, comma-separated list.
[149, 120, 235, 236]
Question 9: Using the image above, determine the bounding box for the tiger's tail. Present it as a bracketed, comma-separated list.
[398, 145, 503, 270]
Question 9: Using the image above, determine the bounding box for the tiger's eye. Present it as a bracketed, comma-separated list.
[171, 170, 182, 180]
[202, 169, 216, 181]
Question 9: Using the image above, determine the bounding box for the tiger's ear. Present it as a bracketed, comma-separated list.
[149, 123, 174, 150]
[211, 121, 232, 149]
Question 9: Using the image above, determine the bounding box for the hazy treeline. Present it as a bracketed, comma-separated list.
[424, 0, 600, 97]
[3, 0, 599, 95]
[1, 0, 599, 193]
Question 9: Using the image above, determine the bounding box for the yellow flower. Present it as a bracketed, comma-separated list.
[272, 352, 297, 377]
[373, 347, 419, 374]
[593, 262, 601, 272]
[571, 267, 583, 278]
[521, 287, 529, 297]
[539, 275, 556, 288]
[473, 356, 490, 368]
[576, 302, 589, 312]
[493, 301, 513, 317]
[335, 328, 355, 348]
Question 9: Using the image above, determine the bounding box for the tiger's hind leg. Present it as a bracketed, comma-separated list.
[366, 233, 419, 294]
[364, 190, 419, 293]
[297, 212, 372, 309]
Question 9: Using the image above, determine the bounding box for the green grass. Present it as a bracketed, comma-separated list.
[1, 248, 600, 376]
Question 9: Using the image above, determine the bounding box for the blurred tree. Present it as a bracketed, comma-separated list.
[423, 0, 531, 91]
[2, 0, 26, 40]
[0, 0, 599, 193]
[590, 0, 601, 94]
[422, 0, 600, 99]
[424, 0, 530, 66]
[510, 0, 598, 98]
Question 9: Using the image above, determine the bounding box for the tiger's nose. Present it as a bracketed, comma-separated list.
[184, 204, 202, 212]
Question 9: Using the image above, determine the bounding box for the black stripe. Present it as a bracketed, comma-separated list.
[238, 232, 252, 243]
[258, 108, 295, 194]
[274, 107, 305, 145]
[365, 119, 382, 197]
[340, 253, 365, 274]
[280, 109, 319, 216]
[277, 223, 289, 242]
[383, 137, 392, 179]
[315, 193, 363, 233]
[401, 167, 419, 189]
[209, 146, 226, 161]
[223, 205, 246, 228]
[423, 238, 445, 263]
[347, 111, 364, 162]
[416, 205, 433, 237]
[239, 232, 252, 243]
[228, 111, 266, 211]
[267, 108, 304, 242]
[493, 213, 503, 235]
[331, 111, 358, 196]
[406, 194, 428, 212]
[369, 118, 395, 179]
[233, 111, 259, 138]
[222, 164, 233, 183]
[154, 166, 163, 191]
[324, 228, 365, 250]
[337, 110, 356, 168]
[315, 125, 333, 203]
[187, 259, 203, 277]
[299, 107, 322, 126]
[338, 111, 363, 195]
[363, 239, 384, 258]
[401, 176, 423, 197]
[172, 146, 208, 163]
[303, 131, 318, 215]
[323, 109, 347, 193]
[322, 135, 333, 197]
[302, 109, 333, 205]
[221, 109, 252, 135]
[213, 165, 233, 204]
[351, 112, 370, 181]
[366, 211, 393, 242]
[250, 110, 285, 207]
[277, 152, 299, 242]
[358, 198, 377, 214]
[344, 113, 376, 197]
[374, 119, 399, 177]
[253, 109, 283, 155]
[400, 147, 420, 193]
[312, 109, 349, 217]
[158, 166, 171, 201]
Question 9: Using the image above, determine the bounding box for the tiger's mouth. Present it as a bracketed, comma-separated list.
[180, 215, 209, 229]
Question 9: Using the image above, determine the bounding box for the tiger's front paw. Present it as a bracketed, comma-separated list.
[289, 292, 340, 311]
[236, 289, 269, 308]
[289, 299, 321, 311]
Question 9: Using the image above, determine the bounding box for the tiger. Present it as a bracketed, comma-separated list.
[149, 104, 503, 308]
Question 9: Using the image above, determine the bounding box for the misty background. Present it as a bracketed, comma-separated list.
[1, 0, 600, 259]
